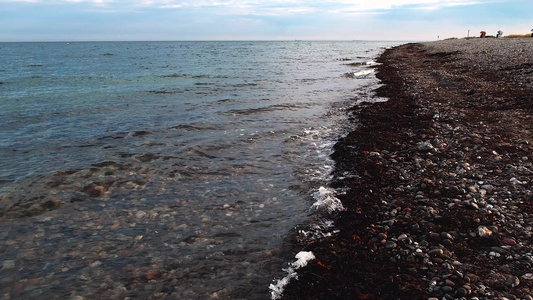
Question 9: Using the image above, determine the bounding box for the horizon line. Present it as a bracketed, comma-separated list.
[0, 39, 419, 43]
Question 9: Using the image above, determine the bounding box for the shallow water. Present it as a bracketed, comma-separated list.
[0, 41, 401, 299]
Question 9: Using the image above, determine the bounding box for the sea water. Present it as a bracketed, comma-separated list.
[0, 41, 401, 299]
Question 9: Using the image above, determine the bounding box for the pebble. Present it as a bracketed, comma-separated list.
[385, 241, 397, 249]
[135, 211, 147, 219]
[489, 251, 501, 258]
[428, 249, 443, 256]
[506, 276, 520, 288]
[444, 279, 455, 286]
[477, 226, 493, 237]
[2, 260, 15, 269]
[89, 261, 103, 268]
[451, 260, 462, 266]
[455, 287, 469, 297]
[397, 234, 408, 241]
[440, 232, 453, 240]
[464, 201, 479, 210]
[502, 238, 517, 246]
[418, 141, 435, 152]
[429, 232, 441, 241]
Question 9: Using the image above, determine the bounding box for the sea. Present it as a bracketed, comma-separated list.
[0, 41, 402, 299]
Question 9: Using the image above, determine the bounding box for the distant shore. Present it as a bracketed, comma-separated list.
[281, 38, 533, 299]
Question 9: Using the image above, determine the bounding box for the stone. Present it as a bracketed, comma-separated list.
[2, 260, 15, 269]
[455, 287, 469, 297]
[442, 239, 453, 247]
[502, 238, 517, 246]
[429, 248, 444, 256]
[441, 232, 454, 240]
[489, 251, 501, 258]
[444, 279, 455, 286]
[506, 276, 520, 288]
[135, 211, 147, 219]
[89, 261, 103, 268]
[465, 274, 480, 283]
[477, 226, 492, 237]
[467, 186, 477, 193]
[429, 232, 441, 241]
[384, 241, 397, 249]
[418, 141, 435, 152]
[465, 201, 479, 210]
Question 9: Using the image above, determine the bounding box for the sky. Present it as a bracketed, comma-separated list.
[1, 0, 532, 42]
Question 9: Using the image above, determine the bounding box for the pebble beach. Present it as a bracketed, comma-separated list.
[281, 38, 533, 299]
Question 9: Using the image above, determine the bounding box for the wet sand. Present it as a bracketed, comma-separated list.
[281, 38, 533, 299]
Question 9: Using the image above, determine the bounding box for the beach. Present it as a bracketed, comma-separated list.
[280, 38, 533, 299]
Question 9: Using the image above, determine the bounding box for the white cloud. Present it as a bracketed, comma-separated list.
[0, 0, 497, 11]
[0, 0, 503, 22]
[1, 0, 40, 2]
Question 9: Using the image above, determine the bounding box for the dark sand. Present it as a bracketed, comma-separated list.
[281, 38, 533, 299]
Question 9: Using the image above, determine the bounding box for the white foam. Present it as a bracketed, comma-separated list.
[311, 186, 344, 213]
[298, 219, 339, 241]
[352, 69, 375, 77]
[269, 251, 316, 300]
[292, 251, 316, 268]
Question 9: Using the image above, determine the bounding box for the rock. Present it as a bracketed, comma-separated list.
[441, 239, 453, 247]
[384, 241, 397, 249]
[2, 260, 15, 269]
[429, 232, 441, 241]
[428, 248, 444, 256]
[506, 276, 520, 288]
[135, 211, 147, 219]
[477, 226, 493, 237]
[464, 200, 479, 210]
[452, 260, 462, 266]
[455, 287, 469, 297]
[418, 141, 436, 152]
[502, 238, 517, 246]
[490, 246, 506, 254]
[89, 261, 103, 268]
[465, 274, 480, 283]
[81, 183, 108, 197]
[489, 251, 501, 258]
[444, 279, 455, 286]
[510, 177, 525, 184]
[480, 184, 493, 193]
[440, 232, 453, 240]
[397, 234, 408, 241]
[467, 186, 477, 193]
[378, 233, 388, 240]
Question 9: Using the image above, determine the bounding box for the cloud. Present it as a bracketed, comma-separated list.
[1, 0, 523, 41]
[0, 0, 499, 13]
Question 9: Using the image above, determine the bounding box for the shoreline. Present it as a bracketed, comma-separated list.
[281, 39, 533, 299]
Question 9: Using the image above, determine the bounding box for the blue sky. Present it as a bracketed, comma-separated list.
[1, 0, 532, 41]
